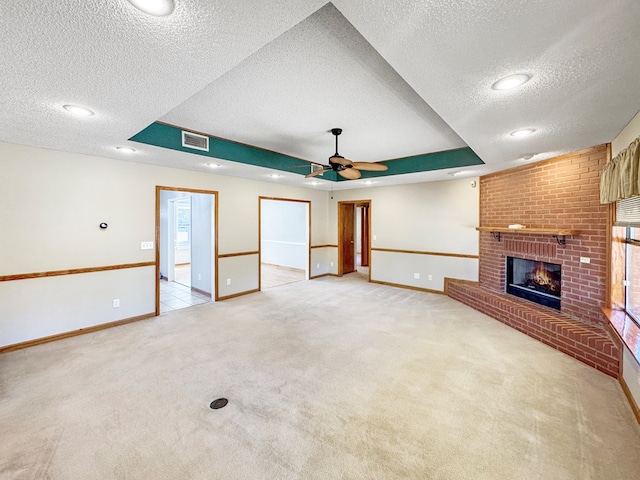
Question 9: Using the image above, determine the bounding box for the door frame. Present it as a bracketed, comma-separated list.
[155, 186, 219, 315]
[337, 199, 371, 280]
[258, 196, 311, 291]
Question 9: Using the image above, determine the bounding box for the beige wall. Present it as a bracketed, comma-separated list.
[0, 142, 479, 347]
[612, 110, 640, 157]
[0, 142, 330, 347]
[331, 179, 479, 290]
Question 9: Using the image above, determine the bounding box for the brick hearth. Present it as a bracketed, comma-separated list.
[446, 280, 620, 377]
[447, 145, 621, 376]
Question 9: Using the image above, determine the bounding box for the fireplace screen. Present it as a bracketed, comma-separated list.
[506, 257, 561, 310]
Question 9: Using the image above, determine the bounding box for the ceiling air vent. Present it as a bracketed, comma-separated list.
[181, 130, 209, 152]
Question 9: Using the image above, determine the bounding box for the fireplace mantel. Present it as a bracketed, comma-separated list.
[476, 226, 579, 245]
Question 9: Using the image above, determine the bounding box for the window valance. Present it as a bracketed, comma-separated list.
[600, 135, 640, 204]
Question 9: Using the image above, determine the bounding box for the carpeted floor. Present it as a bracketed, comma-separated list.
[1, 274, 640, 479]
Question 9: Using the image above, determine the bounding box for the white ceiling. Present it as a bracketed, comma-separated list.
[1, 0, 639, 191]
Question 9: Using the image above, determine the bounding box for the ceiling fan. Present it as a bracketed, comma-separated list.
[306, 128, 389, 180]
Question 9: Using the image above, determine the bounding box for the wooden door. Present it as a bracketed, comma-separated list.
[338, 202, 356, 275]
[360, 205, 369, 267]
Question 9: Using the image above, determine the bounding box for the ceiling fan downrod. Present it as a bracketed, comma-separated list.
[331, 128, 343, 158]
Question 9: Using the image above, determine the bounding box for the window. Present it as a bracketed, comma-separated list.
[625, 227, 640, 322]
[616, 196, 640, 323]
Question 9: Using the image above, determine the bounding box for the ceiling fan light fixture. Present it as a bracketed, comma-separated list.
[510, 128, 536, 137]
[127, 0, 175, 16]
[491, 73, 531, 91]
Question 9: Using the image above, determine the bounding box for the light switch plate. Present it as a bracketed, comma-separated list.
[141, 241, 154, 250]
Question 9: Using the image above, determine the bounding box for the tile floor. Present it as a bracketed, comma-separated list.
[160, 281, 210, 314]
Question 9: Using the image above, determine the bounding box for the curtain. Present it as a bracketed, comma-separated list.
[600, 136, 640, 203]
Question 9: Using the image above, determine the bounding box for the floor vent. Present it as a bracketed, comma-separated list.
[210, 398, 228, 409]
[182, 130, 209, 151]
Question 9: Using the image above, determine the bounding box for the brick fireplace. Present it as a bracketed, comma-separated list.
[446, 145, 621, 377]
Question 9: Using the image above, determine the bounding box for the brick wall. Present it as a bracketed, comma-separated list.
[479, 145, 609, 326]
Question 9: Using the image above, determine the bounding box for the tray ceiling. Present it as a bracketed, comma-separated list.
[1, 0, 639, 190]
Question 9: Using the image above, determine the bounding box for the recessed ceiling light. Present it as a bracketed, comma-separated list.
[521, 153, 536, 160]
[307, 181, 321, 185]
[127, 0, 175, 16]
[363, 180, 376, 185]
[116, 146, 136, 153]
[205, 163, 221, 168]
[491, 74, 531, 91]
[448, 171, 463, 177]
[268, 174, 282, 179]
[62, 104, 94, 117]
[510, 128, 536, 137]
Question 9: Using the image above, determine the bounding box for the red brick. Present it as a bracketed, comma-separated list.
[446, 280, 619, 378]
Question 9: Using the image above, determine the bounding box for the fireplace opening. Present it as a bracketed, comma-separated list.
[506, 257, 561, 310]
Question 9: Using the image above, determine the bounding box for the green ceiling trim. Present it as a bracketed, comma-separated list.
[363, 148, 485, 179]
[130, 121, 314, 172]
[130, 122, 484, 182]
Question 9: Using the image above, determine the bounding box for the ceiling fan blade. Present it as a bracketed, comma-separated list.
[351, 162, 388, 172]
[338, 168, 362, 180]
[329, 155, 353, 166]
[305, 168, 328, 178]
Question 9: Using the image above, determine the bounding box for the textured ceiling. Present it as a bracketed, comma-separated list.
[1, 0, 639, 190]
[161, 4, 467, 163]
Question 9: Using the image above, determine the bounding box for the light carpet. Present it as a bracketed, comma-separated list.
[1, 274, 640, 479]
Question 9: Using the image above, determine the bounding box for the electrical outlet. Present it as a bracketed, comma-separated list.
[330, 262, 334, 267]
[428, 275, 433, 281]
[373, 235, 377, 241]
[226, 279, 231, 286]
[140, 241, 154, 250]
[316, 263, 320, 268]
[198, 273, 201, 281]
[580, 257, 591, 264]
[112, 299, 120, 308]
[413, 273, 420, 279]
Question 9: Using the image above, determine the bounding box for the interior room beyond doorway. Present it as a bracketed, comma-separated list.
[157, 187, 217, 314]
[259, 197, 310, 290]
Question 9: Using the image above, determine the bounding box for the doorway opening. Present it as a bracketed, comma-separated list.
[259, 197, 310, 290]
[338, 200, 371, 279]
[156, 187, 218, 314]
